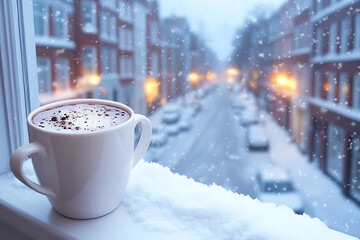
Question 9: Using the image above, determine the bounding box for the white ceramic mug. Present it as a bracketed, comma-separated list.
[10, 99, 151, 219]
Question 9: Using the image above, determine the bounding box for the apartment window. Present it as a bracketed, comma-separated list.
[314, 71, 322, 98]
[55, 58, 70, 89]
[339, 72, 349, 106]
[109, 15, 116, 40]
[83, 46, 97, 74]
[119, 27, 132, 50]
[100, 0, 116, 8]
[327, 72, 336, 102]
[329, 22, 337, 54]
[150, 21, 159, 44]
[316, 27, 323, 56]
[53, 6, 68, 39]
[120, 56, 133, 78]
[82, 1, 97, 33]
[101, 47, 109, 75]
[341, 17, 351, 54]
[119, 0, 132, 21]
[327, 124, 345, 183]
[33, 0, 48, 36]
[110, 49, 117, 74]
[100, 12, 107, 38]
[37, 57, 52, 93]
[151, 52, 159, 76]
[353, 73, 360, 110]
[350, 137, 360, 202]
[356, 13, 360, 51]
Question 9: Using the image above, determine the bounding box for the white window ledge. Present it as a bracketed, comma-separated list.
[0, 160, 355, 240]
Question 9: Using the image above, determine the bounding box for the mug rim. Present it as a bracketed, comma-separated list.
[27, 99, 135, 136]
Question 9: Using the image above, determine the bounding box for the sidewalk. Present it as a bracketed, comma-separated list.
[263, 112, 360, 237]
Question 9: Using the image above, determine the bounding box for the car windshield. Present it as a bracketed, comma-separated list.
[263, 182, 294, 193]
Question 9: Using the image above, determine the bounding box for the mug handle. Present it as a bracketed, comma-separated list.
[133, 114, 152, 168]
[10, 141, 56, 197]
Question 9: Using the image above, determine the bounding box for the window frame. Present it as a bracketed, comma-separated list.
[353, 73, 360, 110]
[0, 0, 40, 173]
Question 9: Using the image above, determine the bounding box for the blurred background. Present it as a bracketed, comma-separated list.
[32, 0, 360, 237]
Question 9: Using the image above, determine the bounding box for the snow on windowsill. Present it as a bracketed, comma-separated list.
[35, 37, 76, 49]
[309, 97, 360, 121]
[0, 160, 355, 240]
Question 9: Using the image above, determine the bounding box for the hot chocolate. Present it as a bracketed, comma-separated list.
[32, 103, 130, 133]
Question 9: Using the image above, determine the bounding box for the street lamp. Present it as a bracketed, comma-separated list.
[226, 67, 240, 83]
[188, 72, 200, 88]
[273, 74, 297, 93]
[144, 77, 159, 103]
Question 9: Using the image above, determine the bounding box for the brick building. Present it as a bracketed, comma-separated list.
[309, 0, 360, 202]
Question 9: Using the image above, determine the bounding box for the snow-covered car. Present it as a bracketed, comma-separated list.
[166, 124, 180, 135]
[257, 167, 305, 215]
[150, 126, 167, 147]
[178, 118, 192, 131]
[247, 124, 269, 151]
[162, 105, 181, 124]
[240, 109, 258, 126]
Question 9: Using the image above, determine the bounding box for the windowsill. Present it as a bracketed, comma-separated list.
[309, 97, 360, 121]
[35, 37, 76, 49]
[0, 160, 355, 240]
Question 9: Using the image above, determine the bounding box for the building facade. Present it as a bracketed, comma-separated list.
[309, 0, 360, 202]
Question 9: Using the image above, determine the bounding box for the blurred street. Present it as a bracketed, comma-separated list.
[145, 84, 360, 237]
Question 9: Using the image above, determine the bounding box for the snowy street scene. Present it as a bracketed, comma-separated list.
[1, 0, 360, 239]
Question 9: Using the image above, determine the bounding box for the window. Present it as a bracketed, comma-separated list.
[120, 56, 133, 78]
[316, 27, 323, 56]
[327, 124, 345, 183]
[339, 72, 349, 106]
[37, 58, 52, 94]
[33, 0, 48, 36]
[82, 1, 97, 33]
[353, 73, 360, 110]
[341, 17, 350, 54]
[110, 49, 117, 74]
[55, 58, 70, 90]
[314, 71, 322, 98]
[119, 0, 132, 22]
[53, 6, 68, 39]
[355, 13, 360, 51]
[83, 46, 97, 74]
[150, 52, 159, 76]
[100, 0, 116, 9]
[150, 21, 159, 44]
[327, 72, 336, 102]
[350, 137, 360, 202]
[119, 27, 133, 50]
[329, 22, 337, 54]
[101, 48, 117, 75]
[100, 13, 116, 41]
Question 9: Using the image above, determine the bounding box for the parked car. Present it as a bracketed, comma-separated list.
[178, 118, 192, 131]
[256, 167, 305, 215]
[162, 105, 181, 124]
[150, 126, 167, 147]
[240, 109, 258, 126]
[247, 124, 269, 151]
[166, 123, 180, 135]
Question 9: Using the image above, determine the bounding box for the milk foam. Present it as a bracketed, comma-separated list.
[32, 104, 130, 133]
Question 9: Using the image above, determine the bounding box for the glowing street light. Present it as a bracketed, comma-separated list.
[227, 67, 240, 77]
[273, 74, 297, 93]
[188, 72, 200, 85]
[206, 72, 217, 82]
[144, 77, 159, 103]
[88, 74, 101, 86]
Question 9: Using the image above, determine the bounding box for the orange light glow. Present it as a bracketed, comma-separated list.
[273, 74, 297, 93]
[188, 72, 199, 84]
[227, 68, 240, 77]
[160, 97, 166, 105]
[144, 77, 159, 103]
[206, 72, 217, 82]
[88, 75, 101, 86]
[324, 83, 331, 91]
